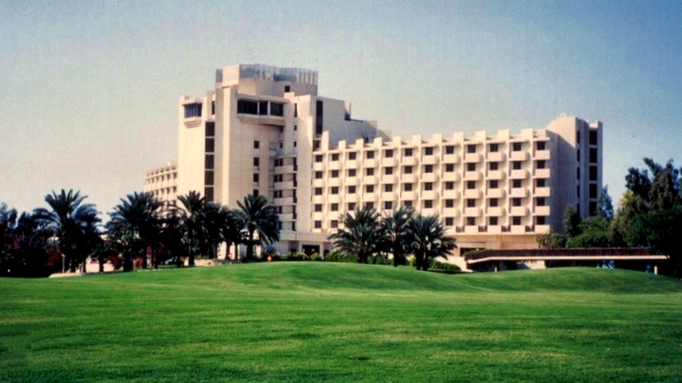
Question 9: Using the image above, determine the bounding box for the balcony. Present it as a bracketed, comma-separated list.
[487, 207, 503, 216]
[442, 189, 459, 199]
[510, 170, 527, 180]
[464, 189, 481, 199]
[464, 225, 478, 234]
[312, 195, 325, 204]
[364, 175, 377, 184]
[381, 192, 396, 201]
[328, 161, 341, 170]
[279, 213, 294, 222]
[535, 224, 551, 233]
[488, 225, 502, 234]
[381, 174, 397, 184]
[422, 156, 439, 165]
[510, 188, 527, 198]
[421, 190, 437, 200]
[510, 151, 528, 161]
[382, 157, 398, 167]
[401, 174, 416, 183]
[402, 156, 417, 166]
[238, 113, 285, 126]
[535, 150, 550, 160]
[422, 208, 437, 216]
[464, 153, 482, 163]
[443, 207, 459, 217]
[535, 187, 550, 197]
[328, 177, 342, 187]
[463, 171, 481, 181]
[345, 176, 358, 185]
[362, 158, 377, 168]
[274, 165, 295, 174]
[534, 206, 551, 216]
[312, 179, 324, 187]
[313, 162, 325, 171]
[443, 154, 459, 164]
[510, 206, 527, 216]
[464, 207, 481, 217]
[328, 194, 341, 203]
[442, 172, 459, 181]
[273, 197, 294, 206]
[510, 225, 525, 234]
[312, 212, 324, 220]
[534, 169, 551, 178]
[422, 173, 438, 183]
[402, 191, 416, 200]
[274, 181, 294, 190]
[363, 192, 377, 201]
[345, 160, 358, 169]
[487, 188, 504, 198]
[486, 152, 504, 162]
[487, 170, 504, 180]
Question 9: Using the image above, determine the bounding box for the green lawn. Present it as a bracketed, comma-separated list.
[1, 263, 681, 382]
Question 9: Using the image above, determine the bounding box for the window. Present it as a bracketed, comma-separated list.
[577, 131, 581, 144]
[366, 151, 375, 159]
[424, 200, 433, 208]
[348, 203, 356, 211]
[404, 148, 413, 157]
[403, 201, 412, 207]
[205, 154, 214, 169]
[489, 217, 498, 226]
[237, 99, 258, 114]
[293, 141, 297, 148]
[489, 180, 498, 189]
[445, 217, 454, 226]
[589, 130, 598, 145]
[467, 145, 476, 153]
[270, 103, 284, 117]
[445, 181, 454, 190]
[253, 157, 259, 167]
[512, 161, 522, 170]
[422, 147, 433, 156]
[385, 149, 393, 158]
[467, 181, 476, 189]
[294, 125, 298, 131]
[512, 198, 521, 207]
[293, 103, 297, 117]
[205, 138, 215, 153]
[424, 165, 433, 173]
[467, 163, 476, 172]
[204, 187, 214, 201]
[589, 201, 597, 216]
[331, 220, 338, 229]
[489, 143, 499, 152]
[365, 202, 374, 209]
[512, 217, 522, 226]
[253, 174, 259, 183]
[258, 101, 268, 115]
[285, 85, 291, 93]
[445, 164, 454, 172]
[489, 162, 499, 171]
[384, 201, 392, 210]
[490, 198, 498, 207]
[466, 217, 476, 226]
[315, 155, 323, 163]
[348, 185, 356, 194]
[577, 185, 580, 198]
[537, 197, 546, 206]
[315, 188, 322, 195]
[512, 142, 522, 151]
[254, 140, 260, 149]
[445, 145, 455, 154]
[366, 168, 374, 176]
[577, 168, 581, 180]
[205, 122, 215, 137]
[589, 148, 598, 163]
[314, 204, 322, 212]
[384, 167, 393, 175]
[366, 185, 374, 193]
[315, 171, 323, 179]
[536, 161, 546, 169]
[537, 216, 546, 225]
[349, 152, 357, 160]
[331, 170, 339, 178]
[384, 184, 393, 192]
[331, 203, 338, 212]
[331, 187, 339, 195]
[348, 169, 356, 177]
[589, 166, 598, 181]
[445, 199, 454, 208]
[424, 182, 433, 191]
[184, 103, 202, 118]
[536, 179, 546, 187]
[205, 171, 214, 185]
[513, 179, 522, 188]
[404, 183, 413, 192]
[537, 142, 546, 151]
[589, 183, 598, 199]
[332, 153, 339, 161]
[211, 101, 215, 115]
[315, 221, 322, 229]
[404, 166, 413, 174]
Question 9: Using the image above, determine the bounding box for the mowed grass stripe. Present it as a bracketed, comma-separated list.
[1, 263, 681, 382]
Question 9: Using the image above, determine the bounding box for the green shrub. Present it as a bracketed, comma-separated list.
[310, 253, 322, 262]
[369, 255, 392, 265]
[324, 252, 357, 263]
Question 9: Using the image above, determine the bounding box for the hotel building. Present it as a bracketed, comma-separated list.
[144, 162, 178, 209]
[171, 64, 602, 257]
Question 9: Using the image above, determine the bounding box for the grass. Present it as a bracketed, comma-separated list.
[1, 263, 681, 382]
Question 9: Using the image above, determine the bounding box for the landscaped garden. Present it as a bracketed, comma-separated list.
[1, 263, 681, 382]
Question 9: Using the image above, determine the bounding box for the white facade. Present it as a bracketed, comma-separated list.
[144, 162, 178, 208]
[175, 64, 603, 256]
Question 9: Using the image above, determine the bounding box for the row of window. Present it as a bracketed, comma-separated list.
[150, 187, 177, 196]
[146, 173, 177, 184]
[236, 99, 285, 117]
[314, 215, 548, 230]
[314, 197, 546, 213]
[314, 161, 546, 178]
[312, 179, 546, 195]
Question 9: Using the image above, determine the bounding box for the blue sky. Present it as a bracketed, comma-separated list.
[1, 0, 681, 214]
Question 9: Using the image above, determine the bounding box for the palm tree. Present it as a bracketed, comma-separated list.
[406, 214, 457, 271]
[178, 191, 207, 266]
[159, 206, 185, 268]
[380, 205, 415, 267]
[33, 189, 99, 272]
[328, 206, 383, 264]
[106, 192, 163, 271]
[202, 202, 229, 259]
[220, 207, 244, 260]
[235, 194, 281, 260]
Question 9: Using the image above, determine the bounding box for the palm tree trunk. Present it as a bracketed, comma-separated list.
[415, 253, 423, 270]
[142, 247, 148, 269]
[234, 242, 239, 260]
[99, 257, 104, 273]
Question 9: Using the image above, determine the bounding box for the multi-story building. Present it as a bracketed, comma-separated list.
[144, 162, 178, 209]
[175, 63, 602, 257]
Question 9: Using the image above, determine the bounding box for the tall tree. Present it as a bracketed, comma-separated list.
[380, 205, 414, 267]
[328, 206, 382, 264]
[33, 190, 99, 273]
[562, 204, 582, 239]
[406, 214, 457, 271]
[235, 194, 281, 260]
[178, 191, 207, 266]
[595, 186, 614, 219]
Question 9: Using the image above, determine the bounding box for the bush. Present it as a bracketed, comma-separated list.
[324, 252, 357, 263]
[429, 259, 461, 271]
[310, 253, 322, 262]
[282, 252, 309, 261]
[369, 255, 392, 265]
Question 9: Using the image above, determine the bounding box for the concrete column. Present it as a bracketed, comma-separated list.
[494, 263, 499, 273]
[654, 265, 658, 275]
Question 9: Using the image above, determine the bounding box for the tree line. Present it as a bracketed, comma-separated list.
[0, 191, 280, 277]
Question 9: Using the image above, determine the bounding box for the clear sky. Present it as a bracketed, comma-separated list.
[1, 0, 681, 216]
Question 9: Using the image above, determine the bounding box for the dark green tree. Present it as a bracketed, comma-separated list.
[328, 206, 382, 264]
[406, 214, 457, 271]
[380, 205, 414, 267]
[178, 191, 207, 266]
[562, 204, 582, 239]
[235, 194, 281, 260]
